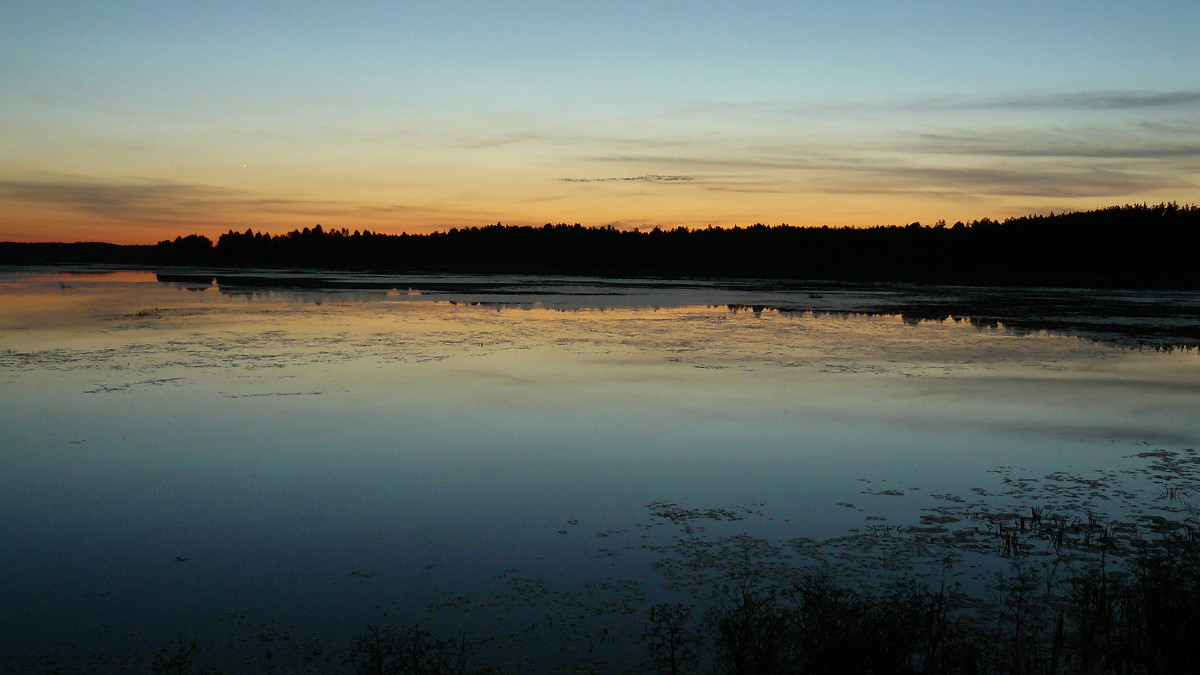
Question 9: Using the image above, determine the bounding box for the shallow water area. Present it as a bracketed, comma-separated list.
[1, 268, 1198, 670]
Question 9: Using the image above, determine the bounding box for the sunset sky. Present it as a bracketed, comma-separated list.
[3, 1, 1199, 244]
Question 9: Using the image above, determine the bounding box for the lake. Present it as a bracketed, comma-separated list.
[2, 268, 1198, 672]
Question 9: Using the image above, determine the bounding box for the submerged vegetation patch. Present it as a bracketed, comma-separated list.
[8, 447, 1199, 674]
[3, 270, 1198, 673]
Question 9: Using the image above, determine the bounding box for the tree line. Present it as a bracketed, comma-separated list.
[3, 203, 1198, 288]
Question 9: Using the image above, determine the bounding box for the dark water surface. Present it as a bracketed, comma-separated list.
[2, 268, 1198, 670]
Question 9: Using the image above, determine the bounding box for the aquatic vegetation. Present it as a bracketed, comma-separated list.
[9, 447, 1198, 674]
[624, 448, 1200, 674]
[5, 272, 1199, 673]
[341, 625, 495, 675]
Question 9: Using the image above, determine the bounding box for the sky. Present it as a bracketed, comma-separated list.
[2, 1, 1199, 244]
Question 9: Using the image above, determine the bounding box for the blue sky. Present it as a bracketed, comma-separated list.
[2, 1, 1198, 242]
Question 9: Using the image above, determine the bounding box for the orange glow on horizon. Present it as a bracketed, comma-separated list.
[2, 191, 1163, 246]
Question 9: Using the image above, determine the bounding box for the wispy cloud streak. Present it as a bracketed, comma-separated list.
[0, 180, 235, 221]
[558, 175, 694, 183]
[0, 178, 454, 228]
[909, 132, 1200, 160]
[911, 90, 1200, 113]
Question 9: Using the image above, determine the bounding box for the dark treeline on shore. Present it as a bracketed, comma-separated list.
[4, 203, 1199, 288]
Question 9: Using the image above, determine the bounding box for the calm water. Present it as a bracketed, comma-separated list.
[2, 268, 1198, 670]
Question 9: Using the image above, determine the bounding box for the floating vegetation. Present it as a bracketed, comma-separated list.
[219, 391, 324, 398]
[4, 273, 1200, 673]
[83, 377, 186, 394]
[8, 447, 1197, 673]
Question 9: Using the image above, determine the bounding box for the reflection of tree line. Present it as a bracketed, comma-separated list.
[151, 272, 1200, 350]
[721, 301, 1200, 351]
[5, 203, 1198, 287]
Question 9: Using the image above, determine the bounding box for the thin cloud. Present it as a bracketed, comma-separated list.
[0, 178, 443, 227]
[447, 132, 550, 150]
[578, 111, 1199, 200]
[1137, 119, 1200, 135]
[657, 89, 1200, 123]
[587, 138, 895, 174]
[704, 186, 790, 194]
[816, 164, 1184, 199]
[0, 179, 235, 221]
[581, 146, 1189, 200]
[559, 174, 694, 183]
[910, 130, 1200, 160]
[992, 90, 1200, 110]
[914, 90, 1200, 112]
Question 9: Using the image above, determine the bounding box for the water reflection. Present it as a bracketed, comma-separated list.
[154, 271, 1200, 350]
[1, 268, 1198, 670]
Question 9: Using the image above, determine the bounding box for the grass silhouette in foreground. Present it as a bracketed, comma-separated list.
[4, 203, 1199, 288]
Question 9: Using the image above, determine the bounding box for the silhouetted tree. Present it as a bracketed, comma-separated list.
[5, 203, 1199, 288]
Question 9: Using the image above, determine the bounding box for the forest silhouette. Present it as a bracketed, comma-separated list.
[3, 203, 1198, 288]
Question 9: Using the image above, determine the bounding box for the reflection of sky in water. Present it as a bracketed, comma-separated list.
[1, 270, 1198, 663]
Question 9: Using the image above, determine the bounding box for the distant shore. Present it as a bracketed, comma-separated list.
[4, 203, 1198, 289]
